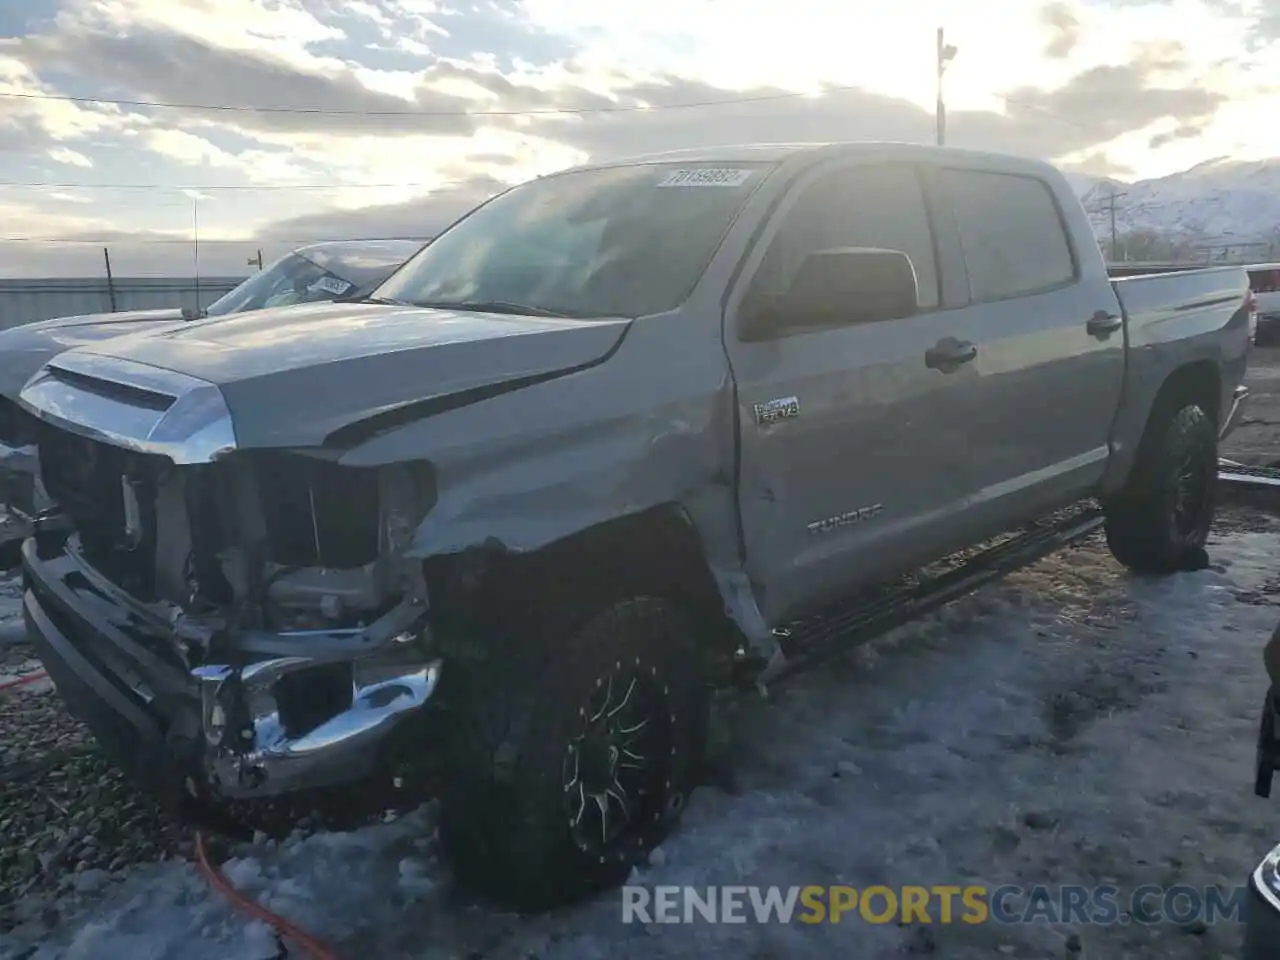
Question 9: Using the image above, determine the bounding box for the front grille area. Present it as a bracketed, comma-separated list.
[34, 419, 163, 597]
[253, 451, 381, 568]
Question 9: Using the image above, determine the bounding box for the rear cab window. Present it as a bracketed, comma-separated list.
[939, 168, 1077, 303]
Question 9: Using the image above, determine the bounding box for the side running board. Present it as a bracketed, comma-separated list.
[757, 503, 1105, 686]
[1218, 459, 1280, 491]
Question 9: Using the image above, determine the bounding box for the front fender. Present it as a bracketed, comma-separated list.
[333, 339, 774, 653]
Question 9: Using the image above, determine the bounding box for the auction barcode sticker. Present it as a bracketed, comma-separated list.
[657, 168, 754, 187]
[308, 275, 354, 296]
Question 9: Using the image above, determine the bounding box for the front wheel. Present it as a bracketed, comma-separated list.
[1104, 401, 1218, 574]
[437, 597, 708, 912]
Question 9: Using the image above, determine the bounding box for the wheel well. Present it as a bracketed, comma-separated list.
[1154, 360, 1221, 425]
[424, 506, 743, 667]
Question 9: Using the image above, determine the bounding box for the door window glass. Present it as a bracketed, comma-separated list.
[750, 163, 940, 311]
[941, 169, 1075, 302]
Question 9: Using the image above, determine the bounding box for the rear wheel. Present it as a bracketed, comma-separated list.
[437, 596, 707, 912]
[1104, 401, 1217, 573]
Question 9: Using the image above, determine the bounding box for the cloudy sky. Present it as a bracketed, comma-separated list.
[0, 0, 1276, 277]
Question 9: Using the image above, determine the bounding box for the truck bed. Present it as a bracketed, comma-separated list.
[1102, 264, 1253, 489]
[1111, 264, 1253, 320]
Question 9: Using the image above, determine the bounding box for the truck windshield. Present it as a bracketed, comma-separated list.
[205, 252, 355, 317]
[373, 162, 771, 319]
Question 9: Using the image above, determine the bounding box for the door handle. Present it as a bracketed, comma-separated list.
[1087, 310, 1123, 337]
[925, 337, 978, 371]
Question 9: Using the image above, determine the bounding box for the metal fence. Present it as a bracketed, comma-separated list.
[0, 276, 245, 331]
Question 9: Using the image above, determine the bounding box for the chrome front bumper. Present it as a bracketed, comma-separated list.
[23, 535, 442, 802]
[192, 608, 442, 798]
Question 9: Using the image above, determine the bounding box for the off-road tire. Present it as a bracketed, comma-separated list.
[1104, 401, 1217, 574]
[437, 596, 708, 912]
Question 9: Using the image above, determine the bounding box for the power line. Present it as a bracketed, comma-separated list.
[0, 85, 863, 117]
[0, 97, 1095, 196]
[3, 84, 1091, 129]
[996, 94, 1092, 130]
[0, 236, 428, 244]
[0, 85, 1099, 206]
[0, 179, 459, 191]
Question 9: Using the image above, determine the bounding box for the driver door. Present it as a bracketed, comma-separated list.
[723, 161, 979, 625]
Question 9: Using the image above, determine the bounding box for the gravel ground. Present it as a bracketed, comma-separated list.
[0, 680, 192, 929]
[0, 584, 406, 938]
[0, 563, 192, 934]
[0, 642, 403, 937]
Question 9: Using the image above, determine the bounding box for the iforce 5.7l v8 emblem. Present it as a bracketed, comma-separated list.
[753, 396, 800, 425]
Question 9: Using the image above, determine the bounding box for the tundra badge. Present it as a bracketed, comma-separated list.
[807, 504, 884, 535]
[753, 396, 800, 425]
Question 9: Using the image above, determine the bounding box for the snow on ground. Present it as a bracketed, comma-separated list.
[4, 524, 1280, 960]
[0, 659, 50, 695]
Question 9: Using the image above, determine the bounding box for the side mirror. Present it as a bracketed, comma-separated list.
[741, 247, 919, 341]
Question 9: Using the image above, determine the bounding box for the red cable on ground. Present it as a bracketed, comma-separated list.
[194, 830, 340, 960]
[3, 668, 338, 955]
[0, 669, 47, 693]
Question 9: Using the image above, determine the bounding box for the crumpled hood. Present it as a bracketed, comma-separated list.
[0, 308, 186, 399]
[66, 300, 631, 449]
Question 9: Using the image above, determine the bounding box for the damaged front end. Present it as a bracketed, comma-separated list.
[18, 353, 443, 801]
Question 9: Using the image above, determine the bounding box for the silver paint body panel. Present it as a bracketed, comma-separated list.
[16, 142, 1250, 654]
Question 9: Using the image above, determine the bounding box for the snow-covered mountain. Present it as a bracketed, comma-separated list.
[1071, 158, 1280, 255]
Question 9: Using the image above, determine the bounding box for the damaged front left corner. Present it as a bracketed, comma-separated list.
[193, 603, 442, 797]
[177, 453, 442, 796]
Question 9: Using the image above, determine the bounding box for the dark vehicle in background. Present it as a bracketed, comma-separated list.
[1249, 627, 1280, 959]
[197, 239, 424, 317]
[0, 239, 422, 551]
[1249, 263, 1280, 346]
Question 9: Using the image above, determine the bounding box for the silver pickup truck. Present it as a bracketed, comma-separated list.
[13, 143, 1253, 911]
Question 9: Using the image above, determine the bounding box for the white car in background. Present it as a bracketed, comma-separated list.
[0, 238, 424, 553]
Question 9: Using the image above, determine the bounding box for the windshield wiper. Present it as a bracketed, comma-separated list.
[354, 295, 411, 306]
[412, 299, 575, 318]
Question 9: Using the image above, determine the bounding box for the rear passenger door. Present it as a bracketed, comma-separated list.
[935, 167, 1125, 527]
[725, 161, 981, 624]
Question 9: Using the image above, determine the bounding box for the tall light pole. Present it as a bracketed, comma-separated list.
[936, 27, 958, 146]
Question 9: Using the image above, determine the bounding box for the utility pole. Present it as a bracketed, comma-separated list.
[248, 249, 263, 271]
[936, 28, 958, 146]
[1108, 189, 1117, 262]
[192, 198, 201, 311]
[1105, 187, 1126, 263]
[1085, 185, 1127, 262]
[102, 247, 117, 313]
